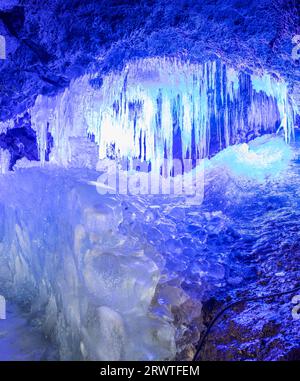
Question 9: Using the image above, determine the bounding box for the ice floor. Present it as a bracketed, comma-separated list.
[0, 134, 299, 360]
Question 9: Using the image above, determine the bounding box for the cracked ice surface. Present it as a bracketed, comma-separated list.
[0, 168, 176, 360]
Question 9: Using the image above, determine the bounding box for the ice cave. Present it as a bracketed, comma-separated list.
[0, 0, 299, 363]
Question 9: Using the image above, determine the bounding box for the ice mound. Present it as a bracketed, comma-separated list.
[205, 135, 293, 182]
[0, 168, 176, 360]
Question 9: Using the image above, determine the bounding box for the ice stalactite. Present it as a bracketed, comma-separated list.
[30, 58, 297, 171]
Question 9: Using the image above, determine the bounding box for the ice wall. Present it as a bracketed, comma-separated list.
[0, 169, 176, 360]
[30, 58, 297, 171]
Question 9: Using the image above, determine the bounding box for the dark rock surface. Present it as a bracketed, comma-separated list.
[0, 0, 299, 121]
[0, 112, 53, 168]
[193, 176, 300, 361]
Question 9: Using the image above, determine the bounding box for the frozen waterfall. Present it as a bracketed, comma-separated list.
[28, 58, 297, 171]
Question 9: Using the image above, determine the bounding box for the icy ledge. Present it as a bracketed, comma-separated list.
[0, 168, 176, 360]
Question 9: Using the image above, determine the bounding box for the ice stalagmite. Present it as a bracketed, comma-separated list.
[30, 58, 297, 171]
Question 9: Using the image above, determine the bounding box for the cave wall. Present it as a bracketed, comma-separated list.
[0, 0, 299, 122]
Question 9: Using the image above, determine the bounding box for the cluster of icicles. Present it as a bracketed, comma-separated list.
[26, 58, 297, 170]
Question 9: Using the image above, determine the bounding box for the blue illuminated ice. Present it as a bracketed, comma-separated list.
[0, 133, 294, 360]
[0, 56, 298, 360]
[0, 149, 10, 174]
